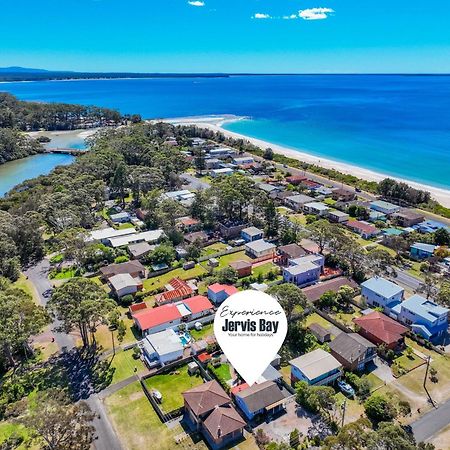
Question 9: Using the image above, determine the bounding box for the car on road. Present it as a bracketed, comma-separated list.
[42, 288, 53, 298]
[338, 380, 355, 397]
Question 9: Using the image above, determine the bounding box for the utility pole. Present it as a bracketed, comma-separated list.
[341, 399, 347, 428]
[423, 355, 435, 407]
[111, 329, 116, 356]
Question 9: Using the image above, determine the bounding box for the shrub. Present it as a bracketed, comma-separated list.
[120, 294, 133, 306]
[114, 255, 129, 264]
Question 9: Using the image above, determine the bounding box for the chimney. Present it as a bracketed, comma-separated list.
[217, 425, 221, 438]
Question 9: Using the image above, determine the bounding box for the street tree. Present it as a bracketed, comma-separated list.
[267, 283, 307, 321]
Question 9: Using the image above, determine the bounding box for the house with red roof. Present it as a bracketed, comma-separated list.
[346, 220, 381, 239]
[207, 283, 239, 305]
[354, 311, 408, 350]
[132, 295, 213, 335]
[177, 216, 201, 233]
[155, 278, 194, 305]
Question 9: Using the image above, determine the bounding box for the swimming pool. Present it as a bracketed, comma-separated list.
[179, 332, 192, 346]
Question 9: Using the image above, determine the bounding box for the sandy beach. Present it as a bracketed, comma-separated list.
[161, 115, 450, 208]
[27, 128, 100, 142]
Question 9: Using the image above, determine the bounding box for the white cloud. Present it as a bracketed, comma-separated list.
[188, 1, 205, 6]
[252, 13, 271, 19]
[298, 7, 334, 20]
[282, 14, 298, 20]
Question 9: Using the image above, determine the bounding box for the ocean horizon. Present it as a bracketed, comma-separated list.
[2, 75, 450, 191]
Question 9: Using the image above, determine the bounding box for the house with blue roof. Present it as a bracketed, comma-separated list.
[392, 295, 449, 341]
[414, 220, 449, 234]
[410, 242, 436, 260]
[361, 276, 404, 314]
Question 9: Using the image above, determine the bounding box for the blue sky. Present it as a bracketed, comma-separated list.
[1, 0, 450, 73]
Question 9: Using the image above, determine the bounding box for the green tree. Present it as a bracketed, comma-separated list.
[263, 147, 274, 160]
[110, 162, 128, 206]
[437, 281, 450, 307]
[364, 394, 397, 424]
[117, 320, 127, 344]
[267, 283, 307, 321]
[434, 228, 450, 246]
[148, 243, 176, 266]
[9, 388, 96, 450]
[47, 278, 116, 348]
[216, 267, 238, 285]
[128, 166, 164, 204]
[0, 279, 50, 368]
[307, 220, 340, 253]
[336, 285, 355, 308]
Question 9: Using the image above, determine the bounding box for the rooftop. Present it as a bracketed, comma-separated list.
[354, 311, 408, 346]
[304, 201, 330, 211]
[89, 226, 137, 241]
[235, 381, 285, 413]
[142, 328, 183, 356]
[229, 260, 252, 270]
[370, 200, 400, 210]
[208, 283, 239, 296]
[401, 294, 449, 322]
[302, 277, 358, 303]
[278, 243, 307, 259]
[100, 260, 145, 277]
[346, 220, 380, 235]
[411, 242, 436, 253]
[284, 261, 320, 276]
[241, 226, 264, 236]
[286, 194, 314, 204]
[108, 229, 165, 248]
[245, 239, 276, 252]
[202, 405, 246, 439]
[361, 276, 404, 299]
[289, 349, 342, 381]
[183, 380, 230, 416]
[329, 332, 375, 363]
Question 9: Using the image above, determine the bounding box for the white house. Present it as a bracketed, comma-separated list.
[303, 202, 330, 216]
[232, 156, 254, 165]
[370, 200, 401, 215]
[245, 240, 276, 259]
[110, 211, 131, 223]
[108, 273, 140, 298]
[327, 210, 350, 223]
[210, 168, 234, 178]
[141, 329, 184, 366]
[360, 276, 404, 314]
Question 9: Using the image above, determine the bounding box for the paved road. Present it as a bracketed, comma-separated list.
[410, 398, 450, 442]
[393, 269, 423, 292]
[25, 259, 123, 450]
[25, 258, 74, 351]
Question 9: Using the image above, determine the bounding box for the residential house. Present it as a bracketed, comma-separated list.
[257, 183, 282, 196]
[360, 276, 404, 314]
[132, 295, 213, 335]
[88, 227, 137, 245]
[289, 349, 342, 386]
[177, 216, 202, 233]
[332, 188, 356, 202]
[286, 175, 307, 185]
[184, 231, 209, 245]
[209, 147, 237, 158]
[303, 202, 330, 216]
[316, 186, 333, 196]
[229, 260, 252, 278]
[100, 260, 146, 281]
[346, 221, 381, 239]
[207, 283, 239, 305]
[329, 333, 376, 371]
[183, 381, 246, 450]
[392, 210, 425, 227]
[370, 200, 400, 215]
[392, 294, 449, 340]
[283, 254, 324, 287]
[218, 222, 247, 239]
[284, 194, 314, 211]
[277, 243, 308, 266]
[353, 311, 408, 350]
[299, 238, 320, 254]
[308, 323, 331, 343]
[107, 229, 165, 248]
[245, 240, 276, 259]
[140, 328, 184, 367]
[233, 156, 254, 166]
[108, 273, 141, 298]
[413, 220, 448, 234]
[234, 381, 286, 421]
[163, 190, 196, 202]
[327, 210, 350, 223]
[155, 278, 194, 305]
[205, 158, 222, 170]
[302, 277, 358, 303]
[241, 226, 264, 242]
[127, 242, 154, 260]
[110, 211, 131, 223]
[369, 211, 387, 222]
[410, 242, 436, 260]
[211, 168, 234, 178]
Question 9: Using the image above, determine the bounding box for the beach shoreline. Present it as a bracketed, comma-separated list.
[160, 115, 450, 208]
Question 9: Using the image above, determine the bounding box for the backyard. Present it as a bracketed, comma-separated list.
[142, 264, 207, 292]
[143, 365, 205, 413]
[210, 363, 232, 382]
[190, 323, 214, 341]
[200, 242, 229, 257]
[108, 349, 146, 384]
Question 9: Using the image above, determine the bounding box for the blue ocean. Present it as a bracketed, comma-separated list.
[2, 75, 450, 190]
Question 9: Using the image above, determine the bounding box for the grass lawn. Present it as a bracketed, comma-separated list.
[217, 250, 251, 268]
[335, 392, 365, 425]
[392, 352, 425, 377]
[365, 372, 384, 391]
[406, 261, 425, 281]
[13, 273, 39, 304]
[242, 262, 280, 282]
[49, 267, 77, 280]
[324, 198, 337, 205]
[211, 363, 232, 381]
[116, 222, 135, 230]
[108, 349, 145, 384]
[0, 422, 35, 449]
[200, 242, 228, 257]
[190, 323, 214, 341]
[332, 306, 362, 329]
[142, 265, 207, 292]
[304, 312, 334, 332]
[280, 365, 291, 384]
[144, 365, 204, 413]
[288, 214, 307, 226]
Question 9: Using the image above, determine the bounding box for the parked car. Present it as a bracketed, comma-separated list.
[338, 380, 355, 397]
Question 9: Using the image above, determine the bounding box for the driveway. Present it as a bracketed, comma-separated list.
[255, 400, 316, 443]
[369, 357, 394, 384]
[180, 172, 210, 190]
